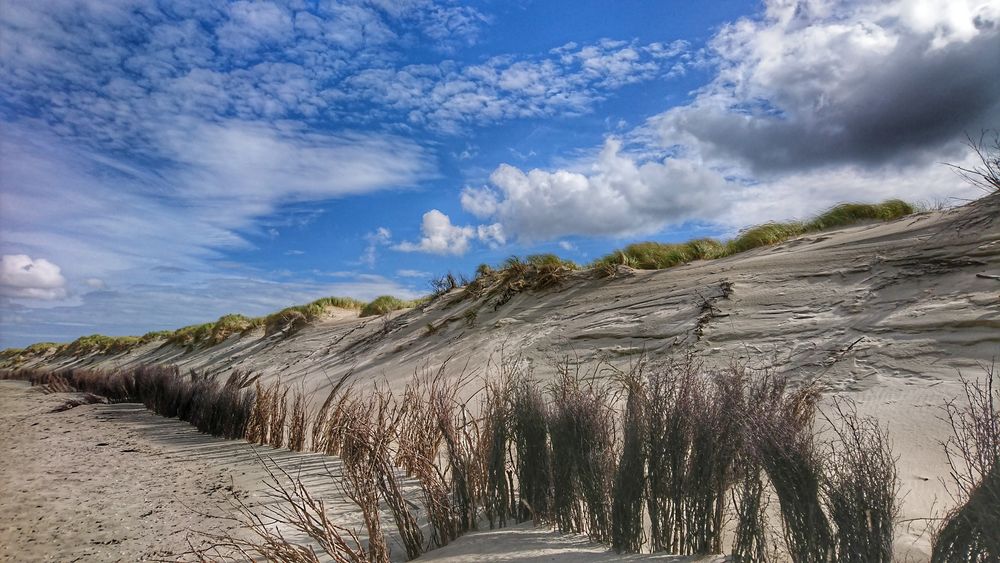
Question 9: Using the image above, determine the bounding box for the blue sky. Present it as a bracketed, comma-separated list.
[1, 0, 997, 348]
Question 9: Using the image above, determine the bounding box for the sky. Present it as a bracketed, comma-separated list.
[0, 0, 998, 348]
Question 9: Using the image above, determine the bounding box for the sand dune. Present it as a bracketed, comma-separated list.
[3, 194, 999, 561]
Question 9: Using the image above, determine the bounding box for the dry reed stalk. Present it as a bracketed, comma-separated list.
[611, 365, 647, 553]
[370, 384, 425, 560]
[510, 375, 552, 523]
[547, 361, 616, 543]
[339, 399, 390, 563]
[269, 383, 290, 449]
[645, 357, 695, 553]
[246, 380, 273, 445]
[933, 362, 1000, 562]
[822, 400, 899, 563]
[289, 389, 309, 452]
[195, 455, 370, 563]
[750, 377, 833, 563]
[480, 366, 515, 529]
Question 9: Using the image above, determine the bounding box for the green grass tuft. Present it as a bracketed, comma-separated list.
[723, 222, 806, 256]
[593, 199, 916, 275]
[804, 199, 915, 231]
[264, 296, 367, 335]
[167, 322, 216, 348]
[64, 334, 142, 356]
[210, 314, 265, 343]
[360, 295, 420, 317]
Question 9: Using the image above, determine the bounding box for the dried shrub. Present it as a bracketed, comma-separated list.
[933, 362, 1000, 562]
[288, 389, 309, 452]
[820, 400, 899, 563]
[480, 362, 516, 529]
[196, 456, 371, 563]
[611, 366, 647, 553]
[509, 374, 552, 523]
[749, 376, 833, 562]
[547, 361, 616, 543]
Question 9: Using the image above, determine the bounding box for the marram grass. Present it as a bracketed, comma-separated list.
[594, 199, 916, 274]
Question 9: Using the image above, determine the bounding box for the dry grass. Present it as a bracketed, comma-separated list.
[611, 367, 646, 553]
[933, 362, 1000, 561]
[265, 297, 366, 336]
[749, 377, 833, 562]
[509, 373, 552, 523]
[820, 400, 899, 563]
[2, 349, 924, 561]
[547, 361, 616, 543]
[464, 255, 578, 309]
[360, 295, 419, 318]
[194, 455, 371, 563]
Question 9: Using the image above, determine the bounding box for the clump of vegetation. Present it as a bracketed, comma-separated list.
[464, 254, 579, 309]
[167, 322, 216, 348]
[933, 363, 1000, 561]
[210, 314, 264, 343]
[548, 363, 616, 543]
[139, 330, 174, 344]
[805, 199, 915, 231]
[0, 341, 67, 366]
[724, 222, 808, 256]
[592, 238, 725, 275]
[62, 334, 142, 356]
[360, 295, 420, 317]
[266, 296, 367, 334]
[1, 350, 915, 561]
[592, 199, 917, 277]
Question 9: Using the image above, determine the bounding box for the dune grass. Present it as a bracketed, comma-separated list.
[463, 254, 580, 308]
[63, 334, 142, 356]
[593, 199, 916, 276]
[359, 295, 422, 317]
[167, 322, 217, 348]
[265, 296, 366, 334]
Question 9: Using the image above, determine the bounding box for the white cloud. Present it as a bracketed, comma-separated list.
[360, 227, 393, 267]
[476, 223, 506, 248]
[0, 254, 68, 300]
[644, 0, 1000, 173]
[395, 210, 475, 255]
[83, 278, 106, 289]
[346, 39, 689, 131]
[453, 0, 997, 243]
[396, 269, 432, 278]
[393, 210, 506, 255]
[463, 138, 729, 241]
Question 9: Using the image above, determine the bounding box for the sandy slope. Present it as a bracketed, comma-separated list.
[34, 194, 998, 395]
[5, 193, 1000, 561]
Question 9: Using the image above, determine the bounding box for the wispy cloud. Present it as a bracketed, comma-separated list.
[347, 39, 690, 131]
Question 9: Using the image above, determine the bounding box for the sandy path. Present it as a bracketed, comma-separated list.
[2, 380, 705, 562]
[0, 381, 254, 562]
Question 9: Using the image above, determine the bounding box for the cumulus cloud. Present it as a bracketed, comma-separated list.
[0, 255, 68, 300]
[462, 139, 728, 240]
[396, 210, 474, 255]
[458, 0, 997, 243]
[395, 210, 504, 255]
[646, 0, 1000, 174]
